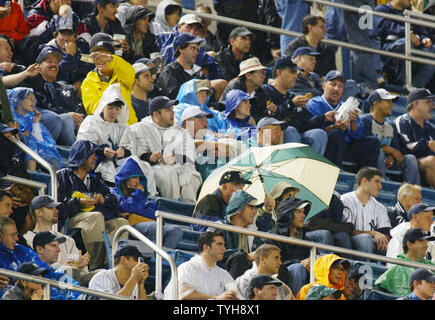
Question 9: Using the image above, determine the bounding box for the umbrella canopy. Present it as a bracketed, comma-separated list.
[196, 143, 340, 220]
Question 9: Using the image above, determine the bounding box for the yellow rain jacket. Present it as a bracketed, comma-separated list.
[81, 55, 138, 125]
[297, 254, 348, 300]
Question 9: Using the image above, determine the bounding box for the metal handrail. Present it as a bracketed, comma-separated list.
[147, 1, 435, 66]
[1, 175, 46, 196]
[155, 211, 435, 285]
[0, 268, 132, 300]
[111, 225, 179, 300]
[12, 137, 58, 202]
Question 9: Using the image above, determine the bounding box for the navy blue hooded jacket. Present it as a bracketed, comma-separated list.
[56, 140, 120, 228]
[111, 157, 157, 220]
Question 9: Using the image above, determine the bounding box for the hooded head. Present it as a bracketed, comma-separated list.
[154, 0, 181, 31]
[124, 6, 155, 34]
[313, 254, 350, 290]
[95, 83, 129, 124]
[176, 79, 211, 108]
[114, 156, 148, 197]
[223, 89, 255, 120]
[7, 87, 37, 132]
[68, 140, 101, 169]
[276, 197, 311, 235]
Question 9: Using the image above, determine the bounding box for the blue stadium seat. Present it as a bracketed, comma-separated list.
[335, 171, 356, 194]
[376, 180, 401, 206]
[155, 197, 195, 226]
[421, 187, 435, 206]
[27, 170, 52, 195]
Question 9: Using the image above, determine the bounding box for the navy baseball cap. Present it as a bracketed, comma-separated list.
[407, 203, 435, 220]
[89, 33, 117, 54]
[256, 117, 288, 130]
[324, 70, 346, 83]
[113, 245, 143, 259]
[219, 170, 252, 186]
[248, 274, 282, 291]
[409, 268, 435, 284]
[291, 46, 321, 60]
[148, 96, 178, 114]
[17, 262, 49, 277]
[403, 228, 435, 247]
[33, 231, 66, 250]
[407, 88, 435, 105]
[272, 55, 302, 72]
[173, 33, 205, 52]
[0, 123, 18, 134]
[229, 27, 254, 40]
[367, 88, 398, 107]
[36, 46, 63, 64]
[30, 195, 62, 212]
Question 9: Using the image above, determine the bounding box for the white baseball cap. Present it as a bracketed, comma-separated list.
[181, 106, 213, 123]
[179, 14, 203, 26]
[238, 57, 267, 77]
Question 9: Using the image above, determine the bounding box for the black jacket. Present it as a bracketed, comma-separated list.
[156, 61, 205, 99]
[215, 45, 254, 82]
[284, 35, 337, 77]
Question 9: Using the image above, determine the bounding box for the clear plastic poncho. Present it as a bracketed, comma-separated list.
[7, 87, 63, 169]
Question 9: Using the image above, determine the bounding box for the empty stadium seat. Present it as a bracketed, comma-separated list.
[335, 171, 356, 194]
[155, 197, 195, 227]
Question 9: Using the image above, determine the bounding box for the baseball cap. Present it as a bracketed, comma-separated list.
[238, 57, 266, 77]
[173, 33, 205, 53]
[226, 190, 263, 219]
[305, 284, 342, 300]
[291, 46, 321, 60]
[148, 96, 178, 114]
[180, 106, 213, 123]
[229, 27, 254, 41]
[33, 231, 66, 250]
[135, 56, 162, 72]
[54, 13, 75, 33]
[219, 170, 252, 186]
[36, 46, 63, 64]
[269, 181, 300, 199]
[367, 89, 398, 107]
[272, 55, 302, 72]
[30, 195, 61, 212]
[248, 274, 282, 291]
[17, 262, 49, 277]
[179, 13, 203, 26]
[132, 62, 155, 76]
[113, 244, 143, 259]
[324, 70, 346, 83]
[256, 117, 288, 130]
[402, 228, 435, 247]
[194, 80, 211, 93]
[89, 33, 117, 54]
[0, 123, 18, 135]
[407, 88, 435, 105]
[407, 203, 435, 220]
[331, 258, 351, 270]
[409, 268, 435, 284]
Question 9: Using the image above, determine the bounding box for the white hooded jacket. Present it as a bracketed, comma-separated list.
[77, 84, 135, 183]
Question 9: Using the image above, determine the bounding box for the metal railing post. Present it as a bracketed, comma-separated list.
[404, 11, 413, 90]
[155, 212, 164, 293]
[309, 247, 317, 283]
[112, 225, 178, 299]
[43, 283, 51, 300]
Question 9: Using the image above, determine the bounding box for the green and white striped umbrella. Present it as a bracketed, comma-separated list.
[197, 143, 340, 220]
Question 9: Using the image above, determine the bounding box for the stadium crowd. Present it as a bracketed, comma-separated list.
[0, 0, 434, 301]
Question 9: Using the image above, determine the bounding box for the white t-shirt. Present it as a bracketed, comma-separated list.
[163, 255, 234, 300]
[89, 269, 138, 299]
[340, 191, 391, 231]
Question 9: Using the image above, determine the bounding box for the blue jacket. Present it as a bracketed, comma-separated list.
[306, 95, 364, 141]
[174, 79, 228, 136]
[157, 29, 222, 80]
[111, 157, 157, 220]
[394, 113, 435, 158]
[56, 140, 120, 228]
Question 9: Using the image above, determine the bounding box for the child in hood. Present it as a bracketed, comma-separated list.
[7, 87, 63, 171]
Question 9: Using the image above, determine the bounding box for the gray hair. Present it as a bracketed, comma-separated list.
[397, 183, 421, 201]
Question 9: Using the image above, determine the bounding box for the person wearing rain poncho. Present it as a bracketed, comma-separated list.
[131, 96, 202, 203]
[111, 156, 183, 248]
[7, 87, 63, 171]
[296, 253, 350, 300]
[76, 83, 137, 187]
